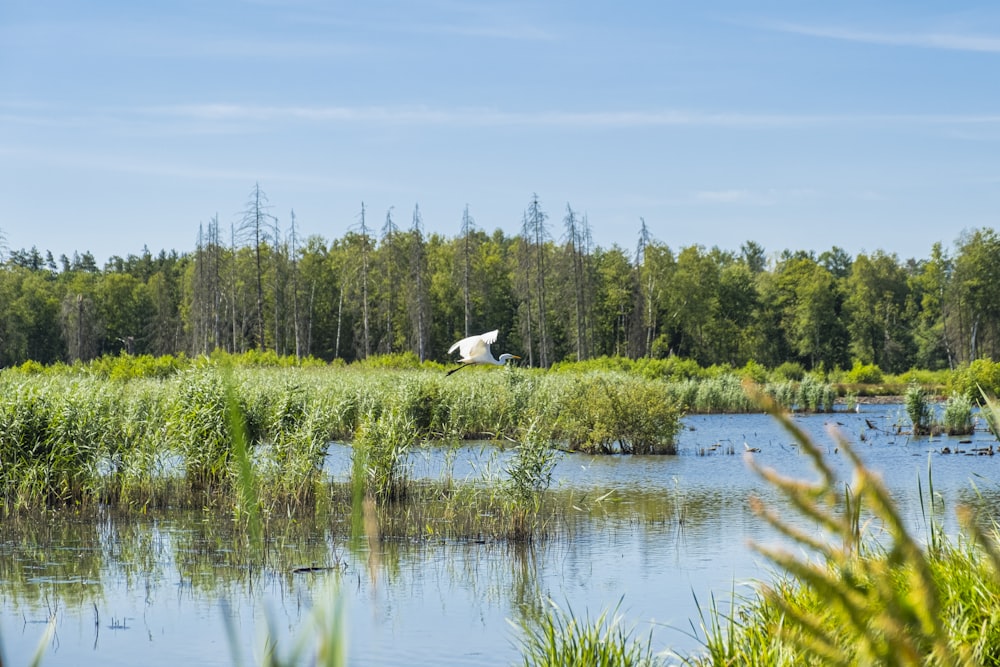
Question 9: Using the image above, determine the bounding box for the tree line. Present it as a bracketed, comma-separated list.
[2, 185, 999, 373]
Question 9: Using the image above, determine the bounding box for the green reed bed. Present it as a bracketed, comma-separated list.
[668, 373, 837, 414]
[942, 392, 976, 436]
[0, 364, 688, 513]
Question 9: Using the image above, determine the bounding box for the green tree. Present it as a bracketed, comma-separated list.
[947, 228, 1000, 363]
[592, 245, 636, 357]
[97, 272, 152, 355]
[0, 266, 63, 365]
[910, 242, 953, 369]
[762, 255, 848, 371]
[845, 251, 915, 373]
[663, 245, 721, 364]
[711, 261, 759, 366]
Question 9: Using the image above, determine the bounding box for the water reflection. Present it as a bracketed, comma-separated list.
[3, 405, 1000, 666]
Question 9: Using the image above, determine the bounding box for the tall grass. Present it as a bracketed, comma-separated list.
[0, 364, 690, 512]
[941, 392, 974, 436]
[224, 581, 348, 667]
[516, 598, 659, 667]
[682, 384, 1000, 666]
[906, 382, 935, 435]
[351, 408, 417, 502]
[669, 374, 838, 414]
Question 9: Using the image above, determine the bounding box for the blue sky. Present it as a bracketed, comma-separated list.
[3, 1, 1000, 265]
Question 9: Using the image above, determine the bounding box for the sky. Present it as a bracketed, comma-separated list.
[3, 1, 1000, 266]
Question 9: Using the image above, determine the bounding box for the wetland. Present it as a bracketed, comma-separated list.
[2, 365, 998, 666]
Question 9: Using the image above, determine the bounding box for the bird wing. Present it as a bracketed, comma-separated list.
[449, 329, 499, 361]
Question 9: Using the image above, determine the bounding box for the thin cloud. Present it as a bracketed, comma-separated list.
[694, 188, 818, 205]
[126, 105, 878, 128]
[0, 145, 381, 190]
[8, 102, 1000, 132]
[399, 19, 555, 41]
[134, 105, 1000, 128]
[695, 189, 755, 204]
[767, 21, 1000, 53]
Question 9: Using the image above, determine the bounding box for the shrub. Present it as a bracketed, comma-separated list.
[771, 361, 805, 382]
[949, 359, 1000, 401]
[739, 360, 769, 385]
[553, 374, 681, 454]
[845, 360, 884, 385]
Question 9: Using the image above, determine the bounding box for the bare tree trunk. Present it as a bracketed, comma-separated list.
[461, 205, 474, 338]
[290, 210, 302, 360]
[77, 294, 84, 359]
[381, 207, 398, 354]
[335, 286, 344, 360]
[528, 195, 550, 367]
[564, 204, 585, 361]
[230, 223, 239, 352]
[272, 212, 283, 355]
[306, 281, 315, 356]
[411, 205, 430, 361]
[359, 202, 371, 359]
[253, 187, 266, 349]
[637, 218, 655, 357]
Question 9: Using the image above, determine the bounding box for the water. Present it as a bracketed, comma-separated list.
[4, 404, 1000, 666]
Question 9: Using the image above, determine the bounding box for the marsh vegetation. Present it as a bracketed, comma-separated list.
[8, 355, 1000, 666]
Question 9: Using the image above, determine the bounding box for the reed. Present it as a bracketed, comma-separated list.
[515, 597, 659, 667]
[906, 382, 935, 435]
[682, 384, 1000, 665]
[550, 372, 682, 454]
[941, 392, 974, 436]
[0, 361, 765, 515]
[224, 580, 348, 667]
[351, 408, 417, 502]
[668, 374, 838, 414]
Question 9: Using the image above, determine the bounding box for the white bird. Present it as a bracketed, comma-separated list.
[446, 329, 520, 376]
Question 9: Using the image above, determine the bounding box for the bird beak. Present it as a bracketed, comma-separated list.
[512, 355, 521, 360]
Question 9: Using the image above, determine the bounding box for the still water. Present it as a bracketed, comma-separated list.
[4, 404, 1000, 666]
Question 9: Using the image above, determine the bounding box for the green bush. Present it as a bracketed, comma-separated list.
[948, 359, 1000, 401]
[739, 360, 769, 385]
[771, 361, 805, 382]
[352, 408, 417, 501]
[844, 360, 884, 385]
[552, 374, 681, 454]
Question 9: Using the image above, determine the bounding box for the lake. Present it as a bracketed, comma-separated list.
[4, 403, 1000, 666]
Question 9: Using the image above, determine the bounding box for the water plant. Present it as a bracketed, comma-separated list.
[941, 392, 974, 436]
[553, 373, 682, 454]
[351, 408, 417, 502]
[500, 421, 562, 540]
[515, 598, 659, 667]
[225, 580, 348, 667]
[905, 382, 935, 435]
[504, 422, 560, 505]
[682, 385, 1000, 666]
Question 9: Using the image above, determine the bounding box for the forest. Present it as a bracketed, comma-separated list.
[2, 186, 999, 373]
